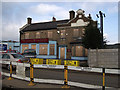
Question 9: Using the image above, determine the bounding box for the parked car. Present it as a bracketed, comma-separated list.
[0, 53, 29, 70]
[22, 49, 36, 59]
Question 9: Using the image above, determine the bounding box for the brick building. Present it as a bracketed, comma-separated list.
[19, 9, 97, 60]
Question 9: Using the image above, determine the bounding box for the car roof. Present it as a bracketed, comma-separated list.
[2, 53, 17, 54]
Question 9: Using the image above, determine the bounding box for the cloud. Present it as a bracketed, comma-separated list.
[2, 23, 21, 41]
[30, 3, 69, 20]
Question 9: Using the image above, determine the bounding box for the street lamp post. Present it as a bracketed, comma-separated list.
[96, 11, 105, 48]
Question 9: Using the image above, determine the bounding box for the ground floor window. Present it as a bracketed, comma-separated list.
[50, 44, 55, 55]
[22, 44, 29, 53]
[31, 44, 36, 50]
[85, 48, 88, 56]
[76, 46, 83, 56]
[39, 44, 48, 55]
[72, 45, 83, 57]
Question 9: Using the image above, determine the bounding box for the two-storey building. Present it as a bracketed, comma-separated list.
[19, 9, 97, 61]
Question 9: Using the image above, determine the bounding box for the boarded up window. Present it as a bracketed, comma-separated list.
[22, 45, 29, 53]
[61, 30, 65, 38]
[36, 32, 40, 38]
[31, 45, 36, 50]
[25, 33, 29, 39]
[48, 32, 53, 38]
[50, 44, 55, 55]
[76, 46, 83, 56]
[85, 48, 88, 56]
[73, 29, 79, 37]
[72, 46, 74, 56]
[82, 28, 85, 36]
[39, 44, 48, 55]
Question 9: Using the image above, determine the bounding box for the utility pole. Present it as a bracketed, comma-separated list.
[96, 11, 105, 48]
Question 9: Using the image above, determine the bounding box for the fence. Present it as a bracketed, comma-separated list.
[1, 60, 120, 89]
[88, 49, 119, 68]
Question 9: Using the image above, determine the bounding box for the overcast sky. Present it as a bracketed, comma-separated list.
[1, 1, 119, 44]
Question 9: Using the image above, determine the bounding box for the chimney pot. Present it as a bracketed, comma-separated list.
[69, 10, 75, 20]
[27, 17, 32, 24]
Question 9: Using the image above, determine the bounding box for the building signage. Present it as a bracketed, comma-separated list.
[21, 38, 49, 43]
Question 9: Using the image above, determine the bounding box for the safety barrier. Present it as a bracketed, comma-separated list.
[64, 60, 80, 67]
[30, 58, 80, 66]
[46, 59, 61, 65]
[1, 60, 120, 89]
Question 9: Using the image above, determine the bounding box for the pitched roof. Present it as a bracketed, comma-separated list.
[21, 19, 69, 32]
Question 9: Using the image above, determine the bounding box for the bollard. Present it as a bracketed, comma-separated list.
[102, 68, 105, 90]
[28, 62, 34, 86]
[8, 62, 12, 80]
[62, 65, 70, 88]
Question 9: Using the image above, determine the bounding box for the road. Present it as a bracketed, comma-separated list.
[2, 67, 120, 88]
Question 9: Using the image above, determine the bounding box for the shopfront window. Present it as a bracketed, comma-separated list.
[25, 33, 29, 39]
[60, 30, 65, 38]
[50, 44, 55, 55]
[22, 44, 29, 53]
[48, 32, 53, 38]
[73, 29, 79, 37]
[31, 44, 36, 50]
[39, 44, 48, 55]
[36, 32, 40, 38]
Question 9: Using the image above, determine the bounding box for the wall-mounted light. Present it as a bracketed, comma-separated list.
[57, 31, 60, 34]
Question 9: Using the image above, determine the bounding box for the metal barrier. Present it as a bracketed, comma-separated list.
[102, 68, 105, 90]
[28, 62, 34, 86]
[8, 61, 12, 80]
[1, 60, 119, 89]
[62, 65, 70, 88]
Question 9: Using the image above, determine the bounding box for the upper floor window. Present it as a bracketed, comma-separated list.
[25, 33, 29, 39]
[48, 32, 53, 38]
[36, 32, 40, 38]
[82, 28, 85, 34]
[73, 29, 79, 37]
[60, 30, 65, 38]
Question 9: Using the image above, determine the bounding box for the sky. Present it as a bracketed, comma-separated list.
[1, 0, 119, 44]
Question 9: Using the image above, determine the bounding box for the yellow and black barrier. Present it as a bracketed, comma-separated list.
[102, 68, 105, 90]
[46, 59, 61, 65]
[8, 61, 12, 80]
[28, 62, 34, 86]
[62, 65, 70, 88]
[64, 60, 80, 67]
[30, 58, 43, 65]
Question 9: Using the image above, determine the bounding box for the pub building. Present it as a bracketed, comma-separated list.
[20, 9, 97, 61]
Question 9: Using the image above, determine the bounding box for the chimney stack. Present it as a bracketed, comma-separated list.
[69, 10, 75, 20]
[52, 17, 56, 21]
[88, 14, 92, 19]
[27, 17, 32, 24]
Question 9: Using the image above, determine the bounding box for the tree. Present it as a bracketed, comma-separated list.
[82, 21, 102, 49]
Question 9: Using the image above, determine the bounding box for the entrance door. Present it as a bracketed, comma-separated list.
[60, 47, 65, 59]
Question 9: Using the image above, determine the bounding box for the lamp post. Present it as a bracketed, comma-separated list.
[96, 11, 105, 48]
